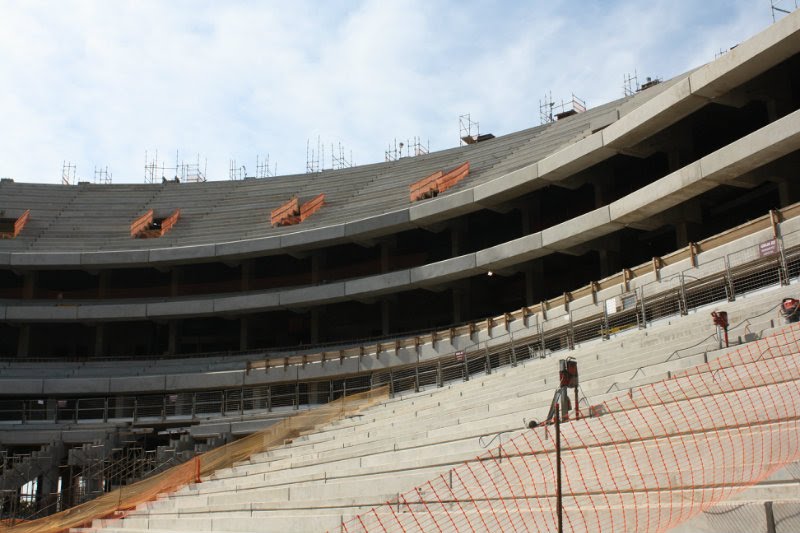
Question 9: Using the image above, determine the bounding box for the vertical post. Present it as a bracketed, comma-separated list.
[555, 402, 563, 533]
[510, 331, 517, 367]
[679, 273, 688, 314]
[639, 286, 647, 328]
[723, 256, 735, 301]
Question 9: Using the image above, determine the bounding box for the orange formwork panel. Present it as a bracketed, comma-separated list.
[131, 209, 181, 239]
[0, 209, 30, 239]
[271, 194, 325, 227]
[409, 162, 470, 203]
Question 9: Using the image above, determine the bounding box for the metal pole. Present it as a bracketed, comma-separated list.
[555, 401, 563, 533]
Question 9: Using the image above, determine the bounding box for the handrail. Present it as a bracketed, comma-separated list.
[0, 204, 797, 366]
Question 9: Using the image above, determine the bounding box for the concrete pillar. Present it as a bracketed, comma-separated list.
[675, 221, 690, 248]
[97, 271, 109, 298]
[306, 381, 324, 405]
[37, 467, 59, 512]
[170, 268, 182, 297]
[381, 300, 391, 336]
[451, 221, 466, 256]
[16, 325, 30, 357]
[168, 321, 178, 355]
[597, 235, 622, 279]
[239, 317, 249, 351]
[380, 240, 395, 273]
[94, 324, 105, 357]
[310, 309, 320, 344]
[524, 262, 544, 306]
[311, 252, 326, 284]
[452, 284, 470, 324]
[778, 178, 800, 208]
[240, 260, 253, 292]
[520, 194, 542, 235]
[22, 271, 36, 299]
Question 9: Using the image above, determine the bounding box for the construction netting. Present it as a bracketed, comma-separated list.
[342, 324, 800, 532]
[1, 386, 388, 533]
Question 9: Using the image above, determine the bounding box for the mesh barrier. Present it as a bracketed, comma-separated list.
[1, 387, 388, 533]
[342, 326, 800, 533]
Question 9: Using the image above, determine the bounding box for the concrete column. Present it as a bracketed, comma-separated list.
[595, 234, 622, 278]
[524, 262, 544, 306]
[778, 178, 800, 208]
[311, 252, 326, 284]
[381, 300, 391, 336]
[310, 309, 320, 344]
[520, 194, 542, 235]
[168, 321, 179, 355]
[37, 467, 59, 512]
[22, 271, 37, 299]
[170, 268, 182, 297]
[94, 324, 105, 357]
[452, 284, 470, 324]
[675, 221, 690, 248]
[239, 317, 249, 351]
[451, 221, 466, 256]
[380, 240, 395, 273]
[97, 271, 109, 298]
[240, 260, 253, 292]
[16, 325, 30, 357]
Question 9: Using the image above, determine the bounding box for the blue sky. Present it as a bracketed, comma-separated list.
[0, 1, 786, 184]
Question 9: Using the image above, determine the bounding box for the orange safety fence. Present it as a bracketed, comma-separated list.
[159, 209, 180, 236]
[342, 324, 800, 532]
[1, 386, 388, 533]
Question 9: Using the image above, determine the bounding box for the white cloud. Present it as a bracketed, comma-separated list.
[0, 0, 780, 183]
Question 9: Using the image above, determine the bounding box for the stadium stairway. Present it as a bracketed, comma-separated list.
[75, 281, 800, 533]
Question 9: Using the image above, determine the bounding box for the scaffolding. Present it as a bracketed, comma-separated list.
[228, 160, 245, 181]
[144, 150, 176, 184]
[385, 137, 429, 162]
[540, 92, 587, 124]
[145, 151, 206, 183]
[306, 137, 322, 173]
[623, 71, 639, 97]
[331, 142, 354, 170]
[772, 0, 798, 21]
[93, 166, 112, 185]
[179, 154, 207, 183]
[255, 154, 276, 178]
[61, 161, 76, 186]
[459, 114, 479, 146]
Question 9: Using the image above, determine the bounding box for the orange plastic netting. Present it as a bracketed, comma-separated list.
[2, 386, 388, 533]
[343, 325, 800, 532]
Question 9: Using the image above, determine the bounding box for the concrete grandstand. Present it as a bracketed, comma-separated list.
[1, 9, 800, 533]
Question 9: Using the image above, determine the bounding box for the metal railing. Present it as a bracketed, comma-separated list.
[0, 225, 797, 425]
